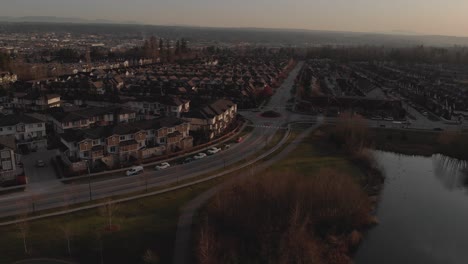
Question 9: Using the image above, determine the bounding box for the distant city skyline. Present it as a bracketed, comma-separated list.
[1, 0, 468, 37]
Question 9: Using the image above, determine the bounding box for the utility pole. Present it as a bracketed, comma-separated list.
[87, 161, 92, 201]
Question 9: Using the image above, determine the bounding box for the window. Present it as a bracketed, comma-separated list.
[37, 131, 43, 137]
[0, 128, 3, 132]
[120, 136, 126, 141]
[92, 140, 99, 145]
[37, 123, 43, 128]
[130, 134, 135, 139]
[110, 146, 116, 153]
[80, 120, 86, 125]
[7, 127, 12, 131]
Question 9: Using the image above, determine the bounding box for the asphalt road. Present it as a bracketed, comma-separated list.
[0, 62, 305, 219]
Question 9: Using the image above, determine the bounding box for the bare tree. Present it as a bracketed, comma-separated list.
[16, 211, 30, 254]
[197, 223, 219, 264]
[142, 249, 160, 264]
[139, 171, 150, 193]
[28, 192, 44, 214]
[99, 199, 119, 231]
[60, 222, 73, 256]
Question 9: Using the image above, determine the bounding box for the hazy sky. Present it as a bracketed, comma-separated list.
[2, 0, 468, 37]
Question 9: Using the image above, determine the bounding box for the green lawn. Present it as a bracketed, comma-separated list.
[270, 129, 363, 178]
[0, 180, 221, 264]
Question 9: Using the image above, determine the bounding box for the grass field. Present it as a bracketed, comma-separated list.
[0, 179, 223, 264]
[270, 129, 363, 178]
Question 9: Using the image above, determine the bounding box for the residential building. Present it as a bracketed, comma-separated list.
[0, 114, 47, 151]
[12, 93, 61, 111]
[60, 116, 192, 168]
[0, 136, 21, 183]
[182, 99, 237, 139]
[49, 106, 137, 133]
[0, 72, 17, 84]
[124, 96, 190, 118]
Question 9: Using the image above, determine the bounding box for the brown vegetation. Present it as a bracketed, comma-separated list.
[196, 169, 373, 264]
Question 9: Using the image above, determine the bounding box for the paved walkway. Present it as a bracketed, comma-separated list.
[172, 125, 317, 264]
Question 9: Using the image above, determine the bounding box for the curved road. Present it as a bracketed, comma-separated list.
[0, 62, 305, 220]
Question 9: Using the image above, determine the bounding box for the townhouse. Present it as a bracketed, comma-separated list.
[60, 116, 192, 168]
[12, 93, 61, 111]
[182, 99, 237, 140]
[124, 96, 190, 118]
[0, 136, 22, 183]
[0, 114, 47, 151]
[49, 106, 137, 133]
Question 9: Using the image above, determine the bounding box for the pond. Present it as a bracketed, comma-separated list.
[356, 151, 468, 264]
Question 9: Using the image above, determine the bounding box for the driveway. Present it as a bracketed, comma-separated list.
[22, 149, 59, 184]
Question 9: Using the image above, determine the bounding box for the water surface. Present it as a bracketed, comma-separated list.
[356, 151, 468, 264]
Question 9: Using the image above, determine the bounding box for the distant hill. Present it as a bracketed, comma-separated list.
[0, 17, 467, 47]
[0, 16, 117, 24]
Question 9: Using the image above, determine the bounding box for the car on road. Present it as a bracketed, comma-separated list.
[155, 162, 170, 170]
[36, 160, 46, 168]
[207, 147, 221, 155]
[237, 137, 244, 143]
[223, 144, 231, 150]
[126, 166, 144, 176]
[193, 153, 207, 160]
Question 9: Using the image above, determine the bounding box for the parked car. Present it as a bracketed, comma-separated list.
[126, 166, 144, 176]
[183, 157, 194, 164]
[237, 137, 244, 143]
[193, 153, 207, 160]
[155, 162, 170, 170]
[223, 144, 231, 150]
[207, 147, 221, 155]
[36, 160, 46, 168]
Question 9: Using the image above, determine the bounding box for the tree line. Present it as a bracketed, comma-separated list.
[307, 45, 468, 64]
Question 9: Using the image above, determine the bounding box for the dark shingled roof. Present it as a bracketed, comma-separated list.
[50, 106, 135, 123]
[0, 114, 43, 127]
[182, 99, 235, 120]
[60, 117, 187, 143]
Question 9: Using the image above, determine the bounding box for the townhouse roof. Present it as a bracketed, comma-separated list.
[61, 116, 187, 143]
[50, 106, 135, 123]
[0, 114, 44, 127]
[182, 99, 235, 119]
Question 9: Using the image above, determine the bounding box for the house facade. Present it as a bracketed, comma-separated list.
[0, 114, 47, 150]
[12, 93, 61, 111]
[182, 99, 237, 139]
[124, 96, 190, 118]
[60, 117, 192, 168]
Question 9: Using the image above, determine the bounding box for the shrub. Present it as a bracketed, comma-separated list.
[197, 169, 371, 264]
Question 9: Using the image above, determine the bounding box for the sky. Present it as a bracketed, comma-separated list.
[1, 0, 468, 37]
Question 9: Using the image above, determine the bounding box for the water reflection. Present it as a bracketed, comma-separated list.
[356, 151, 468, 264]
[433, 154, 468, 190]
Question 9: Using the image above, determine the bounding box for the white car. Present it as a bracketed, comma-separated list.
[155, 162, 170, 170]
[126, 166, 144, 176]
[193, 153, 207, 160]
[207, 147, 221, 155]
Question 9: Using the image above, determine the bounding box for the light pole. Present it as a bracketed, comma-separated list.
[86, 160, 92, 201]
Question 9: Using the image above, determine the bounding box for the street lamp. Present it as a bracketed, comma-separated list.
[86, 160, 92, 201]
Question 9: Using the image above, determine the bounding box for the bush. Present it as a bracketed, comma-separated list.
[197, 169, 371, 264]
